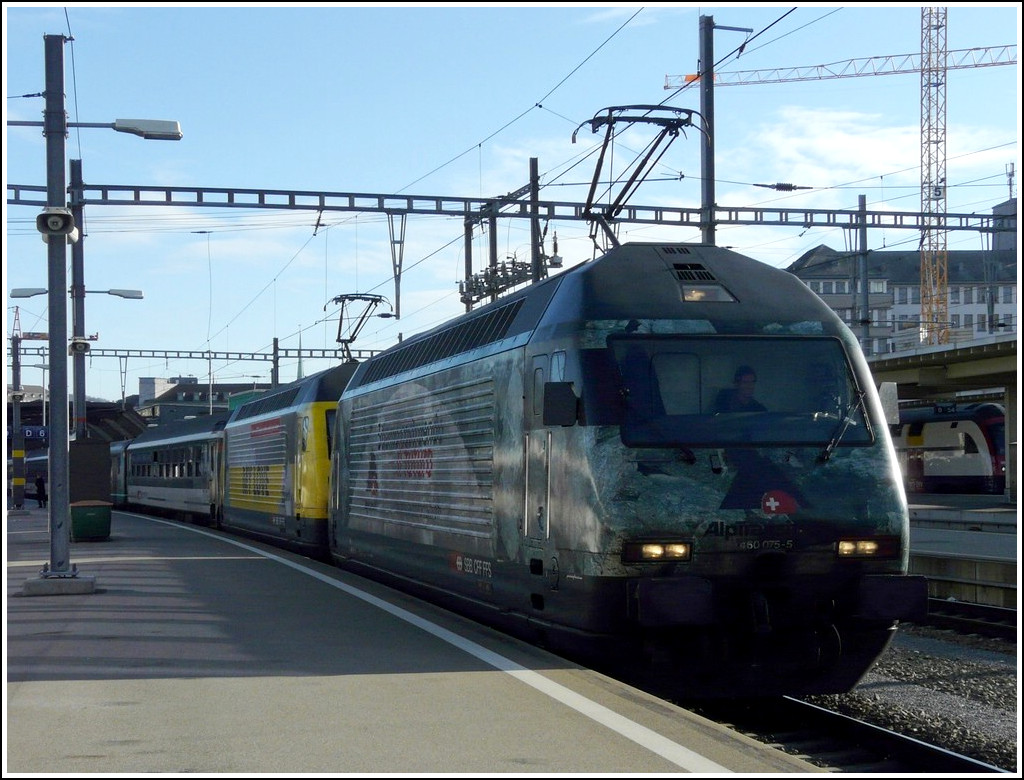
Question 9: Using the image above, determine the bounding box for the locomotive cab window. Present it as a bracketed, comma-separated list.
[608, 335, 872, 448]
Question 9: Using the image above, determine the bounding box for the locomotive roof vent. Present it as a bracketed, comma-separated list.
[673, 262, 716, 282]
[672, 262, 737, 302]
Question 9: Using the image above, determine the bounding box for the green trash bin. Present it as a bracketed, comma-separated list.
[71, 500, 112, 541]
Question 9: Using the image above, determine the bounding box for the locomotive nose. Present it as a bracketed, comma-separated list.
[746, 552, 790, 634]
[749, 549, 791, 581]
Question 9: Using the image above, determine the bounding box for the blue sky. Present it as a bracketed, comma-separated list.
[4, 3, 1020, 403]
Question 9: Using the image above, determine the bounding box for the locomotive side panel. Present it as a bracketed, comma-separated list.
[224, 414, 293, 535]
[333, 352, 530, 611]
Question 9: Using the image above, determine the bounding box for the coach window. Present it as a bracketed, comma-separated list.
[533, 356, 547, 417]
[326, 409, 337, 458]
[551, 351, 566, 382]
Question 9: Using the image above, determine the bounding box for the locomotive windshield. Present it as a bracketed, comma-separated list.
[603, 335, 872, 448]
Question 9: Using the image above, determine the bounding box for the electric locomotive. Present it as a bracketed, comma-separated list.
[220, 362, 359, 557]
[329, 241, 928, 698]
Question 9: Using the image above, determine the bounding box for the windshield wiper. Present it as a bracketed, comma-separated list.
[817, 390, 866, 463]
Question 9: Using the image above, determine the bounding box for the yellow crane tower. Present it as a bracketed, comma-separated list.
[665, 15, 1016, 346]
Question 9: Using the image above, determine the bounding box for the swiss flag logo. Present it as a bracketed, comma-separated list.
[761, 490, 798, 515]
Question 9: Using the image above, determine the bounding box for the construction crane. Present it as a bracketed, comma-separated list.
[920, 7, 949, 344]
[666, 29, 1015, 346]
[663, 44, 1015, 88]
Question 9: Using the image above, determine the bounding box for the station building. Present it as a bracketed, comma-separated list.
[786, 198, 1017, 357]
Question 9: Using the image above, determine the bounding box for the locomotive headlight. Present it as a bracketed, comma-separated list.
[836, 536, 900, 559]
[623, 541, 692, 563]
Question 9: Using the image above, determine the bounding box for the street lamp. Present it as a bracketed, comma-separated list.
[13, 33, 180, 596]
[11, 287, 143, 299]
[8, 117, 182, 140]
[11, 286, 143, 435]
[96, 289, 144, 299]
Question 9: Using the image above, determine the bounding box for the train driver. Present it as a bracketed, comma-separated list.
[713, 365, 767, 413]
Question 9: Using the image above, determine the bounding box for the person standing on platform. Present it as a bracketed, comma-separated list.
[34, 475, 47, 508]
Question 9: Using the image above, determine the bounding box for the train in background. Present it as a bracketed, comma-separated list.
[219, 361, 357, 557]
[890, 402, 1006, 495]
[114, 413, 229, 522]
[16, 450, 49, 504]
[112, 362, 358, 559]
[110, 241, 928, 699]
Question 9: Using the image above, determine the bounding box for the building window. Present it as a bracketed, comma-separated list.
[911, 286, 920, 304]
[870, 279, 887, 294]
[1002, 286, 1014, 304]
[822, 281, 834, 294]
[897, 286, 908, 305]
[950, 287, 960, 304]
[950, 314, 960, 328]
[964, 314, 974, 328]
[963, 287, 973, 305]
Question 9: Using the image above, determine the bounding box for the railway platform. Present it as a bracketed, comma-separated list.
[6, 506, 819, 775]
[907, 492, 1018, 533]
[906, 493, 1017, 608]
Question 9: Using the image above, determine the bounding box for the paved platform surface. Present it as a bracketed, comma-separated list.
[907, 492, 1017, 520]
[6, 507, 819, 775]
[908, 493, 1018, 549]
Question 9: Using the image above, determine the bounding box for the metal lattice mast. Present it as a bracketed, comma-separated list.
[920, 6, 949, 345]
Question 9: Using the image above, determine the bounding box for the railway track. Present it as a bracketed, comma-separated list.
[920, 598, 1017, 641]
[683, 696, 1010, 773]
[600, 660, 1013, 773]
[607, 613, 1017, 774]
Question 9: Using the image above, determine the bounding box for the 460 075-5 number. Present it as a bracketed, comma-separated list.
[737, 539, 794, 550]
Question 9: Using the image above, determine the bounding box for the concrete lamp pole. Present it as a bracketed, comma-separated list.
[12, 33, 180, 596]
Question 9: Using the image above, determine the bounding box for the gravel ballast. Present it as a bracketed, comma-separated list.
[803, 624, 1018, 772]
